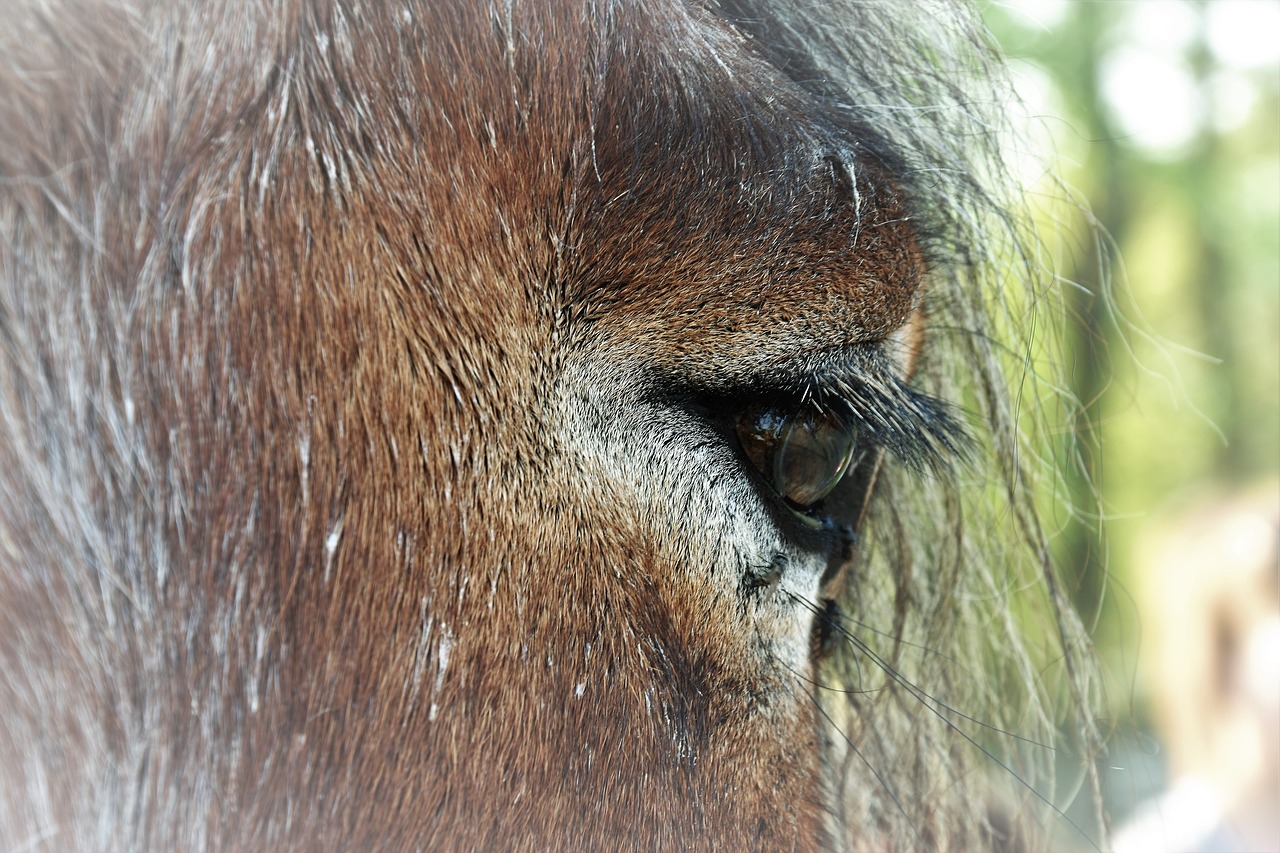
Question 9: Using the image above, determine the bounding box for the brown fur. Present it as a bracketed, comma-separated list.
[0, 1, 1087, 849]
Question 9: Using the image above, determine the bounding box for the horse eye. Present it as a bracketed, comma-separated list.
[735, 406, 857, 510]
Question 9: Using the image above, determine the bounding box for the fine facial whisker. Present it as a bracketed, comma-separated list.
[840, 611, 966, 668]
[789, 590, 1064, 753]
[780, 661, 929, 851]
[786, 591, 1102, 851]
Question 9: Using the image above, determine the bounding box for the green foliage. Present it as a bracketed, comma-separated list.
[982, 0, 1280, 837]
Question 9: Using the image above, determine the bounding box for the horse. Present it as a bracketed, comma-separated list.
[0, 0, 1098, 848]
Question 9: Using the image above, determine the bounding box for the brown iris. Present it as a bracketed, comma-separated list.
[735, 406, 857, 510]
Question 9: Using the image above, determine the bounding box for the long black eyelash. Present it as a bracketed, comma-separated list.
[665, 349, 969, 473]
[807, 371, 969, 473]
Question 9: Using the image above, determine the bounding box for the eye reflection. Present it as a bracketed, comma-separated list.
[735, 406, 857, 510]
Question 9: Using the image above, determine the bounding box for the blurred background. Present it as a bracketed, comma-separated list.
[981, 1, 1279, 849]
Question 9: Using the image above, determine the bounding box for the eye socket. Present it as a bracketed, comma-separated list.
[735, 406, 857, 510]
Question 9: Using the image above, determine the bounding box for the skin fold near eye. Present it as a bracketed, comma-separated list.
[735, 406, 857, 509]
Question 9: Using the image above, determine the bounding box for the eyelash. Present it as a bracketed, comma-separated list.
[688, 369, 964, 521]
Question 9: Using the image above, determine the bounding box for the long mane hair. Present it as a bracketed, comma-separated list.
[739, 2, 1105, 846]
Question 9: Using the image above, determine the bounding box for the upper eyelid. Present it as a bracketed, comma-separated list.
[676, 360, 966, 475]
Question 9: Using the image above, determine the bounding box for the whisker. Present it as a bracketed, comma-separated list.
[796, 593, 1058, 749]
[789, 591, 1102, 851]
[781, 662, 929, 851]
[838, 612, 966, 668]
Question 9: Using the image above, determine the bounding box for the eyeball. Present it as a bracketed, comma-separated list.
[735, 406, 857, 510]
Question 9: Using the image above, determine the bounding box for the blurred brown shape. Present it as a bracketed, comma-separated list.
[1116, 483, 1280, 852]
